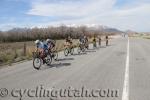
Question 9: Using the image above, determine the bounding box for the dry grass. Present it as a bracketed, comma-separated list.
[142, 36, 150, 39]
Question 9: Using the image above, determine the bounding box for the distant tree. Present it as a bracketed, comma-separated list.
[0, 25, 118, 43]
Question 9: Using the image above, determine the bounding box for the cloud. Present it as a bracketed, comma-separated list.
[99, 3, 150, 31]
[26, 0, 150, 32]
[27, 0, 115, 17]
[0, 0, 147, 32]
[0, 23, 18, 31]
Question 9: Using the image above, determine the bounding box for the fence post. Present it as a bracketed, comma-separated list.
[24, 43, 26, 56]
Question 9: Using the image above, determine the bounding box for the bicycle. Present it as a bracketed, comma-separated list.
[106, 36, 109, 46]
[49, 48, 58, 61]
[77, 43, 86, 54]
[106, 39, 109, 46]
[93, 41, 97, 49]
[64, 45, 74, 56]
[32, 49, 52, 70]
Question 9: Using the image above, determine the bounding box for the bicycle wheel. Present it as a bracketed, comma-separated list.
[93, 42, 96, 49]
[77, 46, 81, 54]
[64, 48, 69, 56]
[85, 44, 89, 49]
[53, 51, 58, 60]
[70, 47, 74, 55]
[82, 46, 86, 52]
[33, 57, 42, 70]
[46, 54, 52, 65]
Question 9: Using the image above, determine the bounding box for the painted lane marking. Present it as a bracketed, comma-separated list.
[122, 38, 130, 100]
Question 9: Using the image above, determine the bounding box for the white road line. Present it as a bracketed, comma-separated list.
[122, 37, 130, 100]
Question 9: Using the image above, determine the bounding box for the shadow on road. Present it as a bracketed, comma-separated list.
[106, 44, 115, 47]
[99, 46, 106, 48]
[73, 52, 87, 56]
[87, 48, 95, 50]
[41, 62, 71, 70]
[56, 57, 74, 61]
[86, 50, 96, 53]
[50, 62, 71, 68]
[88, 47, 101, 51]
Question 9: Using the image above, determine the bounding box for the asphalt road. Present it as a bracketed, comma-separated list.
[0, 37, 149, 100]
[130, 38, 150, 100]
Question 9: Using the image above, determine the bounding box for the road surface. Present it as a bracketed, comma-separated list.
[0, 37, 150, 100]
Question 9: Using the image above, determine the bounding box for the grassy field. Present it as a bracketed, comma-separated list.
[0, 39, 79, 66]
[142, 36, 150, 39]
[131, 35, 150, 39]
[129, 33, 150, 39]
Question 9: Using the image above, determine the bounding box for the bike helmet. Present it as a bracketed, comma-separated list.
[35, 40, 40, 44]
[46, 39, 51, 43]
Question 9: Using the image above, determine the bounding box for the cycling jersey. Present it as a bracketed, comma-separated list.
[93, 38, 96, 42]
[37, 42, 48, 50]
[47, 40, 55, 49]
[79, 37, 85, 43]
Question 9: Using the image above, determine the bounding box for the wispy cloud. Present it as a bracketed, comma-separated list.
[26, 0, 150, 32]
[27, 0, 115, 18]
[0, 0, 150, 32]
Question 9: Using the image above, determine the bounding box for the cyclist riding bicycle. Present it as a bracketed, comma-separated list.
[93, 35, 97, 48]
[84, 35, 88, 43]
[98, 35, 101, 46]
[106, 35, 109, 46]
[46, 39, 56, 51]
[64, 36, 73, 48]
[46, 38, 58, 59]
[79, 35, 85, 44]
[35, 40, 48, 64]
[84, 35, 88, 49]
[78, 35, 87, 50]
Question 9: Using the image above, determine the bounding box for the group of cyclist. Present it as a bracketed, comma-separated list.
[34, 35, 109, 64]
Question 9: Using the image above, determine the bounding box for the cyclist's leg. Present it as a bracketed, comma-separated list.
[107, 40, 108, 46]
[40, 49, 46, 64]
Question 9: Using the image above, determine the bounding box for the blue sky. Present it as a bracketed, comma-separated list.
[0, 0, 150, 32]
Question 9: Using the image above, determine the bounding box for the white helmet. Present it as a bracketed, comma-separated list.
[46, 39, 51, 43]
[35, 40, 40, 44]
